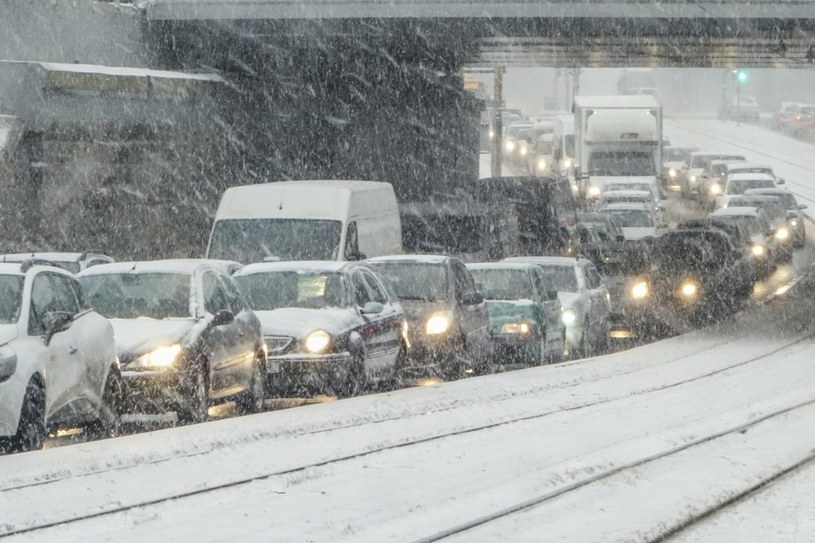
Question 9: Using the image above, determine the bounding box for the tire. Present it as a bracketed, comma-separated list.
[388, 343, 408, 391]
[11, 380, 46, 453]
[340, 351, 367, 398]
[537, 335, 548, 366]
[235, 353, 266, 415]
[85, 367, 124, 440]
[442, 337, 469, 381]
[177, 364, 209, 424]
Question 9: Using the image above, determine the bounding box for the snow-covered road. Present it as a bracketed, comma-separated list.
[1, 120, 814, 542]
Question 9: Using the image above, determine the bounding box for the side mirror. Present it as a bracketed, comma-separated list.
[776, 178, 786, 185]
[43, 311, 73, 345]
[212, 309, 235, 327]
[360, 301, 384, 315]
[616, 235, 626, 242]
[462, 291, 484, 306]
[547, 289, 559, 301]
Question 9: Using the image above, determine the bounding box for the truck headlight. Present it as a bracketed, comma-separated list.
[304, 330, 331, 353]
[426, 311, 453, 335]
[501, 322, 531, 335]
[562, 309, 577, 326]
[630, 281, 649, 300]
[505, 141, 516, 152]
[132, 344, 182, 370]
[0, 344, 17, 383]
[588, 186, 601, 198]
[669, 168, 677, 178]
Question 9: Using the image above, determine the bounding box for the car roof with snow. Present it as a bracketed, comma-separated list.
[366, 255, 453, 265]
[597, 202, 653, 212]
[744, 188, 791, 196]
[503, 256, 580, 268]
[234, 261, 351, 276]
[466, 262, 538, 273]
[711, 206, 762, 217]
[77, 259, 218, 277]
[601, 190, 652, 197]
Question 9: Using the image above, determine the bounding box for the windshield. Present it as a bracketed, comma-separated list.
[208, 219, 342, 263]
[0, 275, 24, 324]
[536, 265, 579, 292]
[368, 262, 448, 302]
[602, 209, 655, 228]
[605, 182, 652, 192]
[715, 215, 770, 237]
[588, 151, 655, 176]
[469, 269, 534, 300]
[726, 179, 776, 195]
[235, 272, 349, 310]
[80, 273, 191, 319]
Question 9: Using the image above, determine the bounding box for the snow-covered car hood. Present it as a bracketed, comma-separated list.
[110, 318, 198, 356]
[0, 325, 18, 346]
[400, 300, 451, 323]
[623, 226, 658, 241]
[254, 307, 360, 338]
[558, 292, 583, 311]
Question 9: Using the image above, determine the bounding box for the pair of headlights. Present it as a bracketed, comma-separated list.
[629, 279, 699, 300]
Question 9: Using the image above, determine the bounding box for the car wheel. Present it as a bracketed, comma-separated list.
[85, 367, 124, 440]
[340, 351, 367, 398]
[537, 334, 548, 366]
[235, 352, 266, 415]
[178, 363, 209, 424]
[11, 380, 46, 453]
[388, 342, 408, 391]
[576, 319, 591, 359]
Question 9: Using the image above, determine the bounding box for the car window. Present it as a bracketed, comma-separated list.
[344, 221, 360, 260]
[531, 268, 557, 301]
[451, 260, 477, 302]
[584, 265, 602, 289]
[360, 270, 388, 304]
[219, 274, 247, 314]
[351, 272, 373, 307]
[203, 272, 229, 315]
[29, 273, 81, 335]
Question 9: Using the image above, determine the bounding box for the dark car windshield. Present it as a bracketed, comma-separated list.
[369, 262, 448, 302]
[536, 265, 579, 292]
[0, 275, 24, 324]
[234, 272, 349, 310]
[208, 219, 342, 263]
[80, 273, 191, 319]
[714, 215, 771, 237]
[469, 269, 535, 301]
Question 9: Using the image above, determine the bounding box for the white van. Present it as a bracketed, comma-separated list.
[206, 180, 402, 263]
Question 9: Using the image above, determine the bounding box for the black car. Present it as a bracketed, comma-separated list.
[636, 229, 754, 323]
[367, 255, 494, 380]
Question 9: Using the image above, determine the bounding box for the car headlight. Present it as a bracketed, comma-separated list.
[501, 322, 531, 335]
[132, 344, 182, 370]
[790, 219, 799, 227]
[563, 159, 572, 169]
[630, 280, 649, 300]
[519, 146, 528, 157]
[562, 308, 577, 326]
[751, 244, 766, 257]
[669, 168, 677, 178]
[304, 330, 331, 354]
[588, 186, 601, 197]
[426, 311, 453, 335]
[0, 344, 17, 383]
[537, 159, 547, 170]
[679, 280, 700, 298]
[709, 184, 722, 195]
[505, 141, 516, 152]
[690, 175, 697, 183]
[775, 227, 790, 241]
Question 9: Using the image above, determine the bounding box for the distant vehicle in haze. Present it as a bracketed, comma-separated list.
[745, 188, 807, 247]
[720, 96, 761, 122]
[662, 146, 698, 191]
[715, 173, 780, 209]
[772, 102, 802, 130]
[678, 152, 746, 199]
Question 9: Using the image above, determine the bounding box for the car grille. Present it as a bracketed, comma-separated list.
[265, 336, 294, 354]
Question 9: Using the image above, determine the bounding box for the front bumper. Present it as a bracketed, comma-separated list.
[121, 369, 185, 412]
[493, 333, 540, 365]
[265, 352, 352, 394]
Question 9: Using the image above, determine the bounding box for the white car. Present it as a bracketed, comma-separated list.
[596, 202, 665, 241]
[503, 256, 610, 358]
[716, 173, 779, 209]
[0, 261, 120, 452]
[0, 252, 114, 274]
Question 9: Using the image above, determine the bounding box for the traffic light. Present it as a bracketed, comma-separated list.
[736, 70, 748, 83]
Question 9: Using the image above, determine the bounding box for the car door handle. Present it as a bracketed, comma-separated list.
[69, 346, 78, 355]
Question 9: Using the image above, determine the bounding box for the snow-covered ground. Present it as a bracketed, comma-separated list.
[1, 121, 815, 542]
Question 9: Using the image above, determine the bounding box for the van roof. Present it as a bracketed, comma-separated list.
[573, 95, 660, 109]
[215, 180, 396, 221]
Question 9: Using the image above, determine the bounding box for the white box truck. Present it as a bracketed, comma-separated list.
[573, 95, 663, 203]
[206, 180, 402, 263]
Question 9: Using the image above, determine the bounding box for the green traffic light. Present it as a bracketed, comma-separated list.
[736, 70, 748, 83]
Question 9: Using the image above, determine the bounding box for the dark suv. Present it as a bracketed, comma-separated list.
[367, 255, 494, 380]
